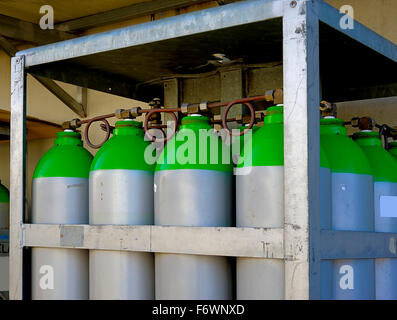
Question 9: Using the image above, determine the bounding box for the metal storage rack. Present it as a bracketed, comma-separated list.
[9, 0, 397, 299]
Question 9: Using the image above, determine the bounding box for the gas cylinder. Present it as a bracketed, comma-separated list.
[320, 117, 375, 300]
[353, 130, 397, 300]
[89, 119, 155, 300]
[235, 105, 284, 299]
[154, 115, 233, 300]
[0, 181, 9, 230]
[235, 105, 331, 299]
[388, 141, 397, 160]
[31, 130, 93, 299]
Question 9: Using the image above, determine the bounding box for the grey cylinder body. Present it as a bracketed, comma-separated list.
[374, 182, 397, 300]
[90, 250, 154, 300]
[331, 173, 375, 300]
[0, 202, 9, 230]
[155, 253, 232, 299]
[31, 177, 89, 300]
[89, 169, 154, 300]
[331, 173, 374, 232]
[320, 167, 332, 230]
[235, 166, 284, 300]
[154, 169, 232, 300]
[32, 247, 88, 300]
[374, 182, 397, 232]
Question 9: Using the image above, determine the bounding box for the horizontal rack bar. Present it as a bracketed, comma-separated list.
[23, 224, 284, 259]
[320, 230, 397, 259]
[23, 224, 397, 260]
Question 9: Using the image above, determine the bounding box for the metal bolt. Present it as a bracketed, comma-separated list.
[290, 1, 297, 8]
[181, 103, 189, 114]
[199, 101, 208, 112]
[130, 106, 141, 118]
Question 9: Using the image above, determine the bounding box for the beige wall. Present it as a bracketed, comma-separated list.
[326, 0, 397, 44]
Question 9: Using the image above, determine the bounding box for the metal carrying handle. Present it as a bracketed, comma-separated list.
[84, 118, 111, 149]
[221, 101, 255, 136]
[143, 109, 178, 143]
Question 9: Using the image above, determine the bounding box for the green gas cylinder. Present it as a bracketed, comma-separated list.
[31, 130, 93, 300]
[320, 117, 375, 300]
[353, 130, 397, 299]
[89, 119, 155, 300]
[154, 115, 233, 299]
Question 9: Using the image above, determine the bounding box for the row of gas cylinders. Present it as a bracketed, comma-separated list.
[30, 105, 397, 300]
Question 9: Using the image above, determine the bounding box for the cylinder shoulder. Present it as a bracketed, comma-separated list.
[33, 145, 93, 179]
[359, 145, 397, 182]
[238, 123, 283, 168]
[91, 134, 155, 172]
[155, 129, 233, 172]
[320, 133, 372, 175]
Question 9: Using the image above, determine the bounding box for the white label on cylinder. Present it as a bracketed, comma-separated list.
[380, 196, 397, 218]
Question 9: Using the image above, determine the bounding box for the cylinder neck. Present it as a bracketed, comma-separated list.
[389, 141, 397, 150]
[55, 131, 82, 147]
[264, 105, 283, 125]
[180, 115, 211, 130]
[320, 118, 347, 136]
[353, 131, 382, 147]
[113, 120, 143, 136]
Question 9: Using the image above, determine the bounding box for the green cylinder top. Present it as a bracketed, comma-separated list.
[353, 131, 397, 183]
[0, 181, 9, 203]
[389, 141, 397, 160]
[91, 120, 155, 172]
[33, 130, 93, 179]
[238, 105, 283, 168]
[320, 117, 372, 175]
[238, 105, 329, 169]
[155, 115, 233, 172]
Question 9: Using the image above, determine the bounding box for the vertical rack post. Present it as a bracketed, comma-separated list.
[283, 0, 320, 299]
[10, 56, 26, 300]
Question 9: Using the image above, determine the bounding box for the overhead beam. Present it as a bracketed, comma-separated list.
[0, 123, 10, 136]
[33, 75, 86, 118]
[0, 14, 75, 45]
[76, 86, 88, 116]
[28, 62, 148, 101]
[0, 36, 17, 56]
[55, 0, 217, 32]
